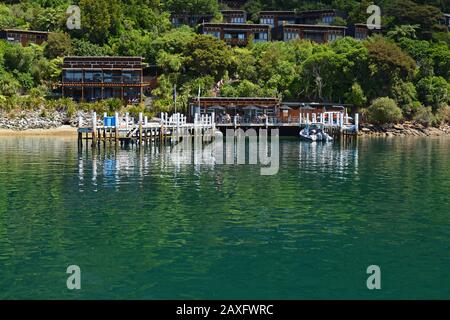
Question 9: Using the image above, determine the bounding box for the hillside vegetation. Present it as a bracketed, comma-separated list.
[0, 0, 449, 125]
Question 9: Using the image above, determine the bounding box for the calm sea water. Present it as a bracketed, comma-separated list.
[0, 136, 449, 299]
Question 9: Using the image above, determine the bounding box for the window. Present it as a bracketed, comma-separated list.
[238, 33, 245, 40]
[231, 17, 245, 23]
[205, 31, 220, 38]
[328, 32, 343, 42]
[322, 15, 334, 24]
[260, 18, 274, 26]
[63, 70, 83, 82]
[122, 70, 141, 84]
[83, 70, 102, 83]
[103, 70, 122, 83]
[284, 32, 299, 41]
[254, 32, 268, 42]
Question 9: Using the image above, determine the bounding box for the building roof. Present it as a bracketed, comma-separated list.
[64, 56, 145, 60]
[2, 29, 50, 34]
[202, 23, 271, 28]
[284, 24, 347, 30]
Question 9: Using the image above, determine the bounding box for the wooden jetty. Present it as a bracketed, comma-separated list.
[215, 111, 359, 140]
[78, 110, 359, 148]
[77, 111, 216, 148]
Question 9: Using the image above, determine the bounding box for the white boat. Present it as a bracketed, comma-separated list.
[299, 124, 333, 142]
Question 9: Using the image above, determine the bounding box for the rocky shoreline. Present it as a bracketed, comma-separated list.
[0, 110, 91, 131]
[359, 122, 450, 137]
[1, 110, 449, 137]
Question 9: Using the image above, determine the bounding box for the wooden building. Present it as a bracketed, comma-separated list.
[348, 23, 381, 40]
[444, 14, 450, 28]
[282, 24, 347, 43]
[219, 0, 247, 9]
[190, 97, 281, 122]
[61, 56, 153, 103]
[221, 10, 247, 23]
[0, 29, 49, 46]
[259, 9, 344, 40]
[200, 23, 271, 46]
[171, 13, 213, 27]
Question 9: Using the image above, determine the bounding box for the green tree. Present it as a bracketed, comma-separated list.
[78, 0, 123, 44]
[364, 37, 416, 100]
[366, 97, 403, 124]
[184, 35, 232, 80]
[44, 32, 73, 59]
[416, 76, 450, 112]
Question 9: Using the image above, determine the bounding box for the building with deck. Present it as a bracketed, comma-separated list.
[259, 10, 345, 40]
[444, 14, 450, 28]
[221, 10, 247, 23]
[200, 23, 271, 45]
[61, 56, 153, 103]
[219, 0, 247, 9]
[0, 29, 49, 46]
[283, 24, 347, 43]
[171, 13, 213, 27]
[348, 23, 380, 40]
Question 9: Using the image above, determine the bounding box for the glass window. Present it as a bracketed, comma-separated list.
[260, 18, 274, 26]
[231, 17, 245, 23]
[205, 31, 220, 38]
[104, 70, 122, 83]
[122, 70, 140, 84]
[322, 15, 334, 24]
[83, 70, 102, 83]
[63, 70, 83, 82]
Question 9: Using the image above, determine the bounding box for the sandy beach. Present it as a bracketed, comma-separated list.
[0, 125, 78, 136]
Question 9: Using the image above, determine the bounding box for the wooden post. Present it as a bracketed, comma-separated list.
[92, 111, 97, 147]
[125, 112, 129, 131]
[115, 112, 119, 145]
[355, 113, 359, 132]
[306, 113, 310, 124]
[139, 112, 143, 146]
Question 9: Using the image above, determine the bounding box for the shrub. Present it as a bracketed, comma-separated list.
[106, 98, 123, 113]
[413, 106, 435, 126]
[366, 97, 403, 124]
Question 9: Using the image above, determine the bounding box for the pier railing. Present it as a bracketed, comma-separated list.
[77, 111, 216, 148]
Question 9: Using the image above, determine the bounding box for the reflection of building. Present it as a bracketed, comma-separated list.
[200, 23, 271, 46]
[0, 29, 49, 45]
[61, 57, 153, 103]
[283, 24, 347, 43]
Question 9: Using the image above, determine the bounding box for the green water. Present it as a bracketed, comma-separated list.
[0, 136, 449, 299]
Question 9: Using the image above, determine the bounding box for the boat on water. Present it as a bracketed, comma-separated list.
[299, 124, 333, 142]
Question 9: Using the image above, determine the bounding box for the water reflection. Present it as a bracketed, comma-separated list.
[1, 136, 449, 299]
[75, 139, 360, 191]
[298, 141, 359, 176]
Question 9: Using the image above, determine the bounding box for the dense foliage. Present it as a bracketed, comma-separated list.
[0, 0, 449, 124]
